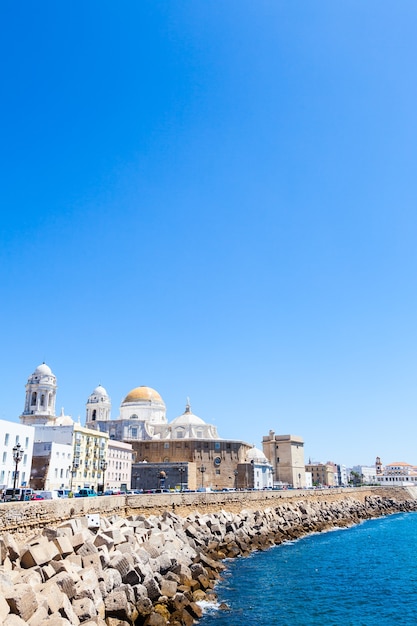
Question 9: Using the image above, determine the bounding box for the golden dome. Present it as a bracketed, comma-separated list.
[123, 386, 164, 404]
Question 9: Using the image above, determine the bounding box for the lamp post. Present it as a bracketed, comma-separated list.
[158, 470, 166, 490]
[12, 443, 23, 501]
[178, 465, 186, 492]
[100, 460, 108, 493]
[199, 464, 206, 489]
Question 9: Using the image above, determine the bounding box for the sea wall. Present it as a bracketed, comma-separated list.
[0, 488, 416, 625]
[0, 486, 414, 539]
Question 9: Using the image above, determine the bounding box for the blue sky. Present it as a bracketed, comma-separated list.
[1, 2, 417, 467]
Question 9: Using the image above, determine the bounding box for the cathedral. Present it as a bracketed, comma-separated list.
[85, 384, 256, 490]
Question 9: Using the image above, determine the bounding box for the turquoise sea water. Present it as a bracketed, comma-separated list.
[198, 512, 417, 626]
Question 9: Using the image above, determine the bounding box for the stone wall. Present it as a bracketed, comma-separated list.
[0, 486, 414, 541]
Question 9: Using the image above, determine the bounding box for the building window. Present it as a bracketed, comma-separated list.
[164, 443, 170, 449]
[4, 434, 9, 446]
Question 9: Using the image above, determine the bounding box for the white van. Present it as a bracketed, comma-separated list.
[3, 488, 33, 502]
[35, 490, 60, 500]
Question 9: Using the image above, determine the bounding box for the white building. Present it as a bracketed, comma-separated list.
[105, 439, 134, 492]
[245, 446, 274, 490]
[351, 465, 377, 484]
[0, 419, 34, 491]
[337, 464, 349, 486]
[374, 461, 417, 486]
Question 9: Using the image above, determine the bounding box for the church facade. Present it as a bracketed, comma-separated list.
[85, 384, 255, 490]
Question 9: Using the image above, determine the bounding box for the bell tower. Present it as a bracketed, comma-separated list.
[20, 363, 57, 426]
[85, 385, 111, 429]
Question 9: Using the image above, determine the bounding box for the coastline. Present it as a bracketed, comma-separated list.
[0, 487, 416, 625]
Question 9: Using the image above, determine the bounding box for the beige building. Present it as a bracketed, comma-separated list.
[305, 462, 335, 487]
[262, 431, 306, 488]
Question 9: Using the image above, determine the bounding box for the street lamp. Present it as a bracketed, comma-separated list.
[12, 443, 23, 501]
[100, 460, 108, 493]
[234, 469, 238, 489]
[199, 464, 206, 489]
[158, 470, 166, 490]
[178, 465, 186, 492]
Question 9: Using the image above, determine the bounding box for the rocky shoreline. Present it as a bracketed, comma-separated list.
[0, 492, 416, 625]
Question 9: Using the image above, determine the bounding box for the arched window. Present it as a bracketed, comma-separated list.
[31, 392, 37, 406]
[92, 410, 97, 421]
[40, 394, 45, 407]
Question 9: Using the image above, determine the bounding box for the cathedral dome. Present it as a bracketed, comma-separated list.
[123, 386, 164, 405]
[34, 363, 53, 377]
[171, 403, 206, 426]
[89, 385, 110, 399]
[246, 446, 269, 464]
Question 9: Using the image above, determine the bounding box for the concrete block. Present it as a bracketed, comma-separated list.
[27, 605, 48, 626]
[3, 614, 28, 625]
[5, 583, 38, 622]
[93, 532, 114, 551]
[38, 581, 65, 614]
[109, 553, 133, 578]
[71, 529, 93, 551]
[103, 528, 125, 545]
[3, 533, 20, 561]
[0, 593, 10, 623]
[160, 579, 177, 598]
[86, 514, 100, 529]
[81, 553, 102, 578]
[20, 541, 56, 568]
[72, 597, 97, 621]
[53, 571, 78, 599]
[77, 540, 99, 556]
[0, 571, 14, 595]
[53, 535, 74, 558]
[64, 553, 82, 568]
[59, 593, 80, 625]
[101, 567, 122, 594]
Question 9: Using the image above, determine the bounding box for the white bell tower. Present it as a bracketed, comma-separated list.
[85, 385, 111, 429]
[20, 363, 57, 425]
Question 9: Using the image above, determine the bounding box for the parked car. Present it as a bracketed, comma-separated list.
[30, 493, 44, 501]
[57, 489, 71, 498]
[74, 488, 97, 498]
